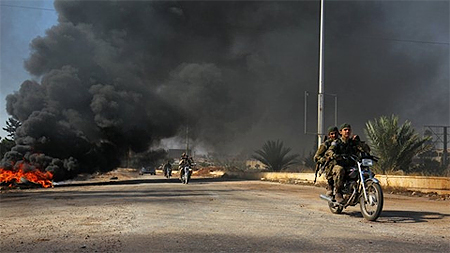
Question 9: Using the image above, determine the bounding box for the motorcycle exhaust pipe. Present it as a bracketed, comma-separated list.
[320, 194, 333, 202]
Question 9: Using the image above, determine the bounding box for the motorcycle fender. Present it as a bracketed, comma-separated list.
[365, 178, 380, 184]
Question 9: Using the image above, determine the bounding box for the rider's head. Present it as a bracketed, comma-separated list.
[339, 123, 352, 140]
[327, 126, 339, 140]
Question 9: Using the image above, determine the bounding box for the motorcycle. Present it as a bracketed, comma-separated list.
[320, 154, 384, 221]
[180, 165, 192, 184]
[163, 166, 172, 179]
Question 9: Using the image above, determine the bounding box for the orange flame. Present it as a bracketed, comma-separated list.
[0, 167, 53, 188]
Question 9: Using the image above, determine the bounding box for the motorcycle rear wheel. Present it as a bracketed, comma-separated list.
[360, 182, 383, 221]
[328, 201, 343, 214]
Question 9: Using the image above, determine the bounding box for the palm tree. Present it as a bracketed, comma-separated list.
[365, 115, 431, 174]
[252, 140, 299, 172]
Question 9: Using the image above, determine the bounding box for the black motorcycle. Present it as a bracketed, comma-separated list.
[320, 154, 384, 221]
[180, 165, 192, 184]
[163, 166, 172, 179]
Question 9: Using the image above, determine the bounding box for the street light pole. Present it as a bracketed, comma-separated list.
[317, 0, 325, 147]
[305, 91, 337, 136]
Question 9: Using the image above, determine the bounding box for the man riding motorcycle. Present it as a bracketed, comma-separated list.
[314, 126, 340, 196]
[178, 153, 194, 180]
[163, 160, 172, 178]
[325, 123, 370, 203]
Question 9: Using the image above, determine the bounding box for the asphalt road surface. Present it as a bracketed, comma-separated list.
[1, 174, 449, 252]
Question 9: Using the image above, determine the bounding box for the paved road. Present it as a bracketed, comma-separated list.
[1, 175, 449, 252]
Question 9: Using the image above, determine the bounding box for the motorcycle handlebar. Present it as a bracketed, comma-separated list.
[340, 154, 378, 162]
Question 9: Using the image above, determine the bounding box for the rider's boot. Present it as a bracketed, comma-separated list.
[326, 186, 333, 197]
[326, 179, 334, 197]
[334, 183, 344, 203]
[335, 193, 344, 203]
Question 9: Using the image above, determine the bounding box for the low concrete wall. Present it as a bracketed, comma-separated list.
[376, 175, 450, 195]
[226, 171, 450, 195]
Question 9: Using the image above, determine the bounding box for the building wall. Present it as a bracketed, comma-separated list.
[168, 149, 191, 159]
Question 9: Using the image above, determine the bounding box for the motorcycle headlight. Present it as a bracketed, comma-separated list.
[362, 159, 373, 166]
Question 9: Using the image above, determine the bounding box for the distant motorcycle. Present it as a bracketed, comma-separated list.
[320, 154, 383, 221]
[180, 165, 192, 184]
[163, 166, 172, 179]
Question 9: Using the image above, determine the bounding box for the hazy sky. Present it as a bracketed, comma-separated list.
[0, 0, 448, 157]
[0, 0, 57, 137]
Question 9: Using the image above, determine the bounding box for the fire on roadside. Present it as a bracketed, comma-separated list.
[0, 163, 53, 188]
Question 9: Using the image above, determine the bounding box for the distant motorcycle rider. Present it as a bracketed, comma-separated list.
[178, 153, 194, 180]
[163, 160, 172, 177]
[314, 126, 339, 196]
[325, 123, 369, 203]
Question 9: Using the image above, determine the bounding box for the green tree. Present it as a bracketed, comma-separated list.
[364, 115, 431, 174]
[0, 136, 15, 158]
[252, 140, 299, 172]
[2, 117, 21, 141]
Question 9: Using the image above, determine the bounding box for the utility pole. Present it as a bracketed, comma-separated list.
[317, 0, 325, 147]
[126, 146, 131, 168]
[186, 125, 189, 156]
[424, 125, 449, 168]
[443, 126, 448, 167]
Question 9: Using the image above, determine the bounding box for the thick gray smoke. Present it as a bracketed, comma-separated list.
[2, 1, 448, 180]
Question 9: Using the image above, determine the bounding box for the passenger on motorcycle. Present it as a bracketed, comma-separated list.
[314, 126, 340, 197]
[325, 123, 369, 203]
[178, 153, 194, 180]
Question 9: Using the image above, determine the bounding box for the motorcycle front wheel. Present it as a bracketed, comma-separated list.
[184, 172, 190, 184]
[360, 182, 383, 221]
[181, 174, 185, 184]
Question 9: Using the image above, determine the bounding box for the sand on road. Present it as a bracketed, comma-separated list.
[1, 171, 449, 252]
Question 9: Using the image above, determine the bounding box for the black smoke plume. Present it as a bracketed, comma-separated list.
[2, 1, 448, 180]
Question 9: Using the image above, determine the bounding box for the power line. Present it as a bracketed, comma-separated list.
[0, 4, 56, 12]
[337, 34, 449, 46]
[361, 35, 448, 45]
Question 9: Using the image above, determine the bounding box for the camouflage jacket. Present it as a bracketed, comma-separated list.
[314, 139, 334, 165]
[325, 136, 369, 167]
